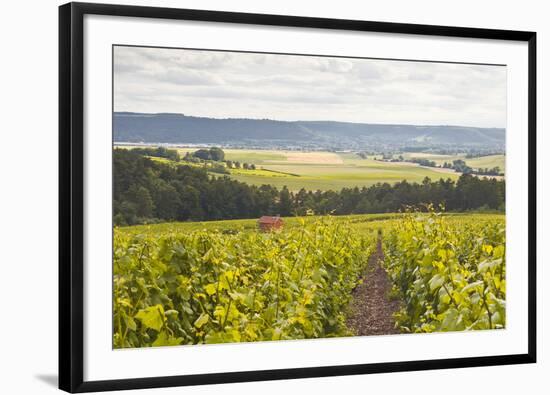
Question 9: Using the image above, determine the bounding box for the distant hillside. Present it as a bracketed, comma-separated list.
[113, 112, 505, 150]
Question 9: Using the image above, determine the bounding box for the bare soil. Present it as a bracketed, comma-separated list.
[347, 239, 401, 336]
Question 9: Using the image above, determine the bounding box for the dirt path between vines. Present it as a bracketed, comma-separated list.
[347, 238, 401, 336]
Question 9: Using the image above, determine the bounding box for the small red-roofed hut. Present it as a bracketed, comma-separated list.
[258, 215, 284, 232]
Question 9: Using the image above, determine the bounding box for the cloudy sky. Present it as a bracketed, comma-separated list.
[114, 46, 507, 128]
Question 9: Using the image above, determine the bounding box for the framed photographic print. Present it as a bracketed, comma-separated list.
[59, 2, 537, 393]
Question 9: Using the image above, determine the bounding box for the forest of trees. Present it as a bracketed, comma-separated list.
[442, 159, 503, 176]
[113, 149, 506, 226]
[129, 146, 180, 161]
[188, 147, 225, 161]
[410, 158, 437, 167]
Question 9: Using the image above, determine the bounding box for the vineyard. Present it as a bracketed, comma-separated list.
[113, 212, 505, 348]
[383, 211, 506, 332]
[114, 217, 374, 348]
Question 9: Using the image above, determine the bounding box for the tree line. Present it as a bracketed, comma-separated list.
[113, 148, 505, 226]
[442, 159, 502, 176]
[129, 146, 180, 161]
[183, 151, 257, 171]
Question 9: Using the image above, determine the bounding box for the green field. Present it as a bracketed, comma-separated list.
[225, 149, 462, 191]
[465, 155, 506, 171]
[229, 161, 459, 191]
[222, 149, 288, 164]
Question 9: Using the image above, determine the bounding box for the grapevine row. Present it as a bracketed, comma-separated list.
[114, 217, 373, 347]
[382, 210, 506, 333]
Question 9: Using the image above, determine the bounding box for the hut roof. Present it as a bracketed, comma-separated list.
[258, 216, 283, 224]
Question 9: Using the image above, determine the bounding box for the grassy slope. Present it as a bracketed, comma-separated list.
[231, 163, 458, 191]
[465, 155, 506, 171]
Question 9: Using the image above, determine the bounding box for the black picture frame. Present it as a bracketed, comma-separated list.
[59, 2, 537, 393]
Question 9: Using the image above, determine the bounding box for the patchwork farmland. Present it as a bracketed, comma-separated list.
[114, 145, 506, 191]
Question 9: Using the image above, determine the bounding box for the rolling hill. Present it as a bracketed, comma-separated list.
[113, 112, 505, 150]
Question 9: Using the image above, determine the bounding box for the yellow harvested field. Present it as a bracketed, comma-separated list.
[428, 166, 461, 175]
[276, 151, 344, 164]
[425, 165, 503, 180]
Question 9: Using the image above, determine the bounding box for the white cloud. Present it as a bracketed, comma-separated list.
[114, 46, 506, 128]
